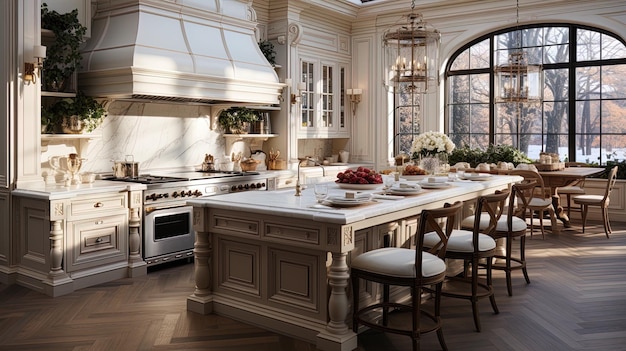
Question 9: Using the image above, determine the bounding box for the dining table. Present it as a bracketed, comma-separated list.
[538, 166, 606, 226]
[185, 174, 523, 351]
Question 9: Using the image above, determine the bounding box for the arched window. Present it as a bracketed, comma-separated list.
[446, 24, 626, 164]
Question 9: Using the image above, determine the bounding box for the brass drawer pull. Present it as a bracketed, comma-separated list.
[95, 220, 104, 225]
[95, 237, 103, 243]
[94, 202, 104, 208]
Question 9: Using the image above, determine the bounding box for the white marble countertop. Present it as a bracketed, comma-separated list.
[187, 175, 523, 225]
[12, 180, 147, 200]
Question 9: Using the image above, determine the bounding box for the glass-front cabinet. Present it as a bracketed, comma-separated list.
[298, 57, 349, 138]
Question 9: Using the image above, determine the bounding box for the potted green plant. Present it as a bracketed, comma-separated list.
[43, 92, 107, 134]
[218, 107, 258, 134]
[41, 3, 87, 92]
[258, 40, 276, 66]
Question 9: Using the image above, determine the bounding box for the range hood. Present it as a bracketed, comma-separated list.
[79, 0, 282, 105]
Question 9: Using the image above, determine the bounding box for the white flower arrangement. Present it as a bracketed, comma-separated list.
[410, 131, 455, 158]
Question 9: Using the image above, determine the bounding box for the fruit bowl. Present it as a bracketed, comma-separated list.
[335, 166, 383, 188]
[336, 183, 382, 190]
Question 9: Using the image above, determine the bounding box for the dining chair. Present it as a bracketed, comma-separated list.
[461, 182, 535, 296]
[557, 162, 588, 218]
[573, 166, 618, 238]
[509, 169, 558, 238]
[424, 190, 509, 332]
[350, 201, 463, 351]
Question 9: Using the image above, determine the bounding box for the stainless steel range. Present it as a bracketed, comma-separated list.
[106, 171, 271, 266]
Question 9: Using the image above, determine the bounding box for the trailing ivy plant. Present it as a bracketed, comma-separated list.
[258, 40, 276, 66]
[43, 92, 107, 133]
[41, 3, 87, 91]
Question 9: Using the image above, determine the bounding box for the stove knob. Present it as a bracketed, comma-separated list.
[237, 184, 244, 190]
[250, 183, 256, 189]
[163, 193, 169, 198]
[172, 192, 180, 198]
[146, 193, 157, 201]
[193, 190, 202, 197]
[256, 182, 263, 189]
[187, 190, 193, 196]
[231, 185, 237, 191]
[244, 184, 250, 189]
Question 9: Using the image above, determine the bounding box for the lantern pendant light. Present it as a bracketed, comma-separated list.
[494, 0, 543, 103]
[383, 0, 440, 95]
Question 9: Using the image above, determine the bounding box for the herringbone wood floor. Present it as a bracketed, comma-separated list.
[1, 218, 626, 351]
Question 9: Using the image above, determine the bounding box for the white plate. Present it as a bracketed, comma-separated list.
[462, 174, 492, 181]
[419, 181, 451, 189]
[388, 188, 423, 195]
[325, 196, 372, 207]
[400, 175, 427, 181]
[336, 182, 382, 190]
[330, 162, 348, 166]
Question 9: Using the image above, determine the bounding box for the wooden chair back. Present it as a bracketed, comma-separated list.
[417, 201, 464, 262]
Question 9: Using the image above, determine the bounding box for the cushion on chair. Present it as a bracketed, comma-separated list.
[558, 186, 585, 195]
[350, 247, 446, 279]
[496, 217, 528, 233]
[573, 194, 604, 205]
[424, 229, 496, 253]
[529, 198, 553, 208]
[462, 213, 527, 233]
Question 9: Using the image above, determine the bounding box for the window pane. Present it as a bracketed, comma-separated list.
[544, 101, 569, 134]
[544, 44, 569, 64]
[449, 104, 470, 134]
[543, 68, 569, 101]
[602, 64, 626, 99]
[577, 29, 601, 61]
[576, 66, 600, 100]
[451, 47, 470, 71]
[449, 75, 469, 103]
[523, 27, 543, 47]
[602, 100, 626, 133]
[471, 104, 489, 133]
[470, 39, 490, 69]
[602, 33, 626, 59]
[470, 74, 489, 103]
[576, 100, 600, 134]
[545, 27, 568, 45]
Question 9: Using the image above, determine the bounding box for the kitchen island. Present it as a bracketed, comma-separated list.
[186, 175, 522, 351]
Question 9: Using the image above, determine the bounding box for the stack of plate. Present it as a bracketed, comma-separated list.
[418, 178, 451, 189]
[388, 183, 423, 195]
[461, 173, 492, 181]
[325, 194, 373, 207]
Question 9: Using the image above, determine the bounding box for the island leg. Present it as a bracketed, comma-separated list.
[187, 207, 214, 314]
[317, 251, 357, 351]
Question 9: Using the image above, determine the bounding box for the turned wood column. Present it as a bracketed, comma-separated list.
[192, 207, 212, 297]
[326, 251, 350, 334]
[48, 219, 64, 276]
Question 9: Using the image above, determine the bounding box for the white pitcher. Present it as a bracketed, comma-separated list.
[339, 150, 349, 163]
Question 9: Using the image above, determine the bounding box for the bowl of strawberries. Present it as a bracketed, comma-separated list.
[335, 166, 384, 190]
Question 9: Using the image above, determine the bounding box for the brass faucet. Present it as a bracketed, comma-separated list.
[295, 157, 326, 196]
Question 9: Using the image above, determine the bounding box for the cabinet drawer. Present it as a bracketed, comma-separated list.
[265, 223, 320, 245]
[66, 213, 128, 272]
[212, 214, 260, 236]
[70, 193, 127, 218]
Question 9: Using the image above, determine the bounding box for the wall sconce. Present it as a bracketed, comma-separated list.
[346, 88, 362, 116]
[291, 82, 306, 105]
[23, 45, 46, 85]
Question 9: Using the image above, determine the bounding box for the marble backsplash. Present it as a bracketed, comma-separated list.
[42, 101, 229, 179]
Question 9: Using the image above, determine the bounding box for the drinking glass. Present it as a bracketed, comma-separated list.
[314, 184, 328, 203]
[383, 174, 395, 194]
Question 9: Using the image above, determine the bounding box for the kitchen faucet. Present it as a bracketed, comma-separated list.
[295, 157, 326, 196]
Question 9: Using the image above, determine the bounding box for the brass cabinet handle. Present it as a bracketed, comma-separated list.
[95, 237, 103, 243]
[94, 202, 104, 208]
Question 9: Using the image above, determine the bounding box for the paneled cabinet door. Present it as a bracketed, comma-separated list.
[297, 58, 349, 138]
[65, 213, 129, 273]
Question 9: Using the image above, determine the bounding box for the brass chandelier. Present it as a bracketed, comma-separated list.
[383, 0, 440, 95]
[494, 0, 543, 103]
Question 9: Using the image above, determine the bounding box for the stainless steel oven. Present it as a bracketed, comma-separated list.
[143, 205, 194, 264]
[106, 171, 271, 266]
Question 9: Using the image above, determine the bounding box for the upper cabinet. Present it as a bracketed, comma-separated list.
[297, 57, 349, 139]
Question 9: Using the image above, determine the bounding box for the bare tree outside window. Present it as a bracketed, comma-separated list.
[445, 24, 626, 164]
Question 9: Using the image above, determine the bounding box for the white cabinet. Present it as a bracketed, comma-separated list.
[297, 57, 349, 138]
[65, 193, 129, 273]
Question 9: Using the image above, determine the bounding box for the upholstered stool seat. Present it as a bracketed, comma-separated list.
[351, 247, 446, 279]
